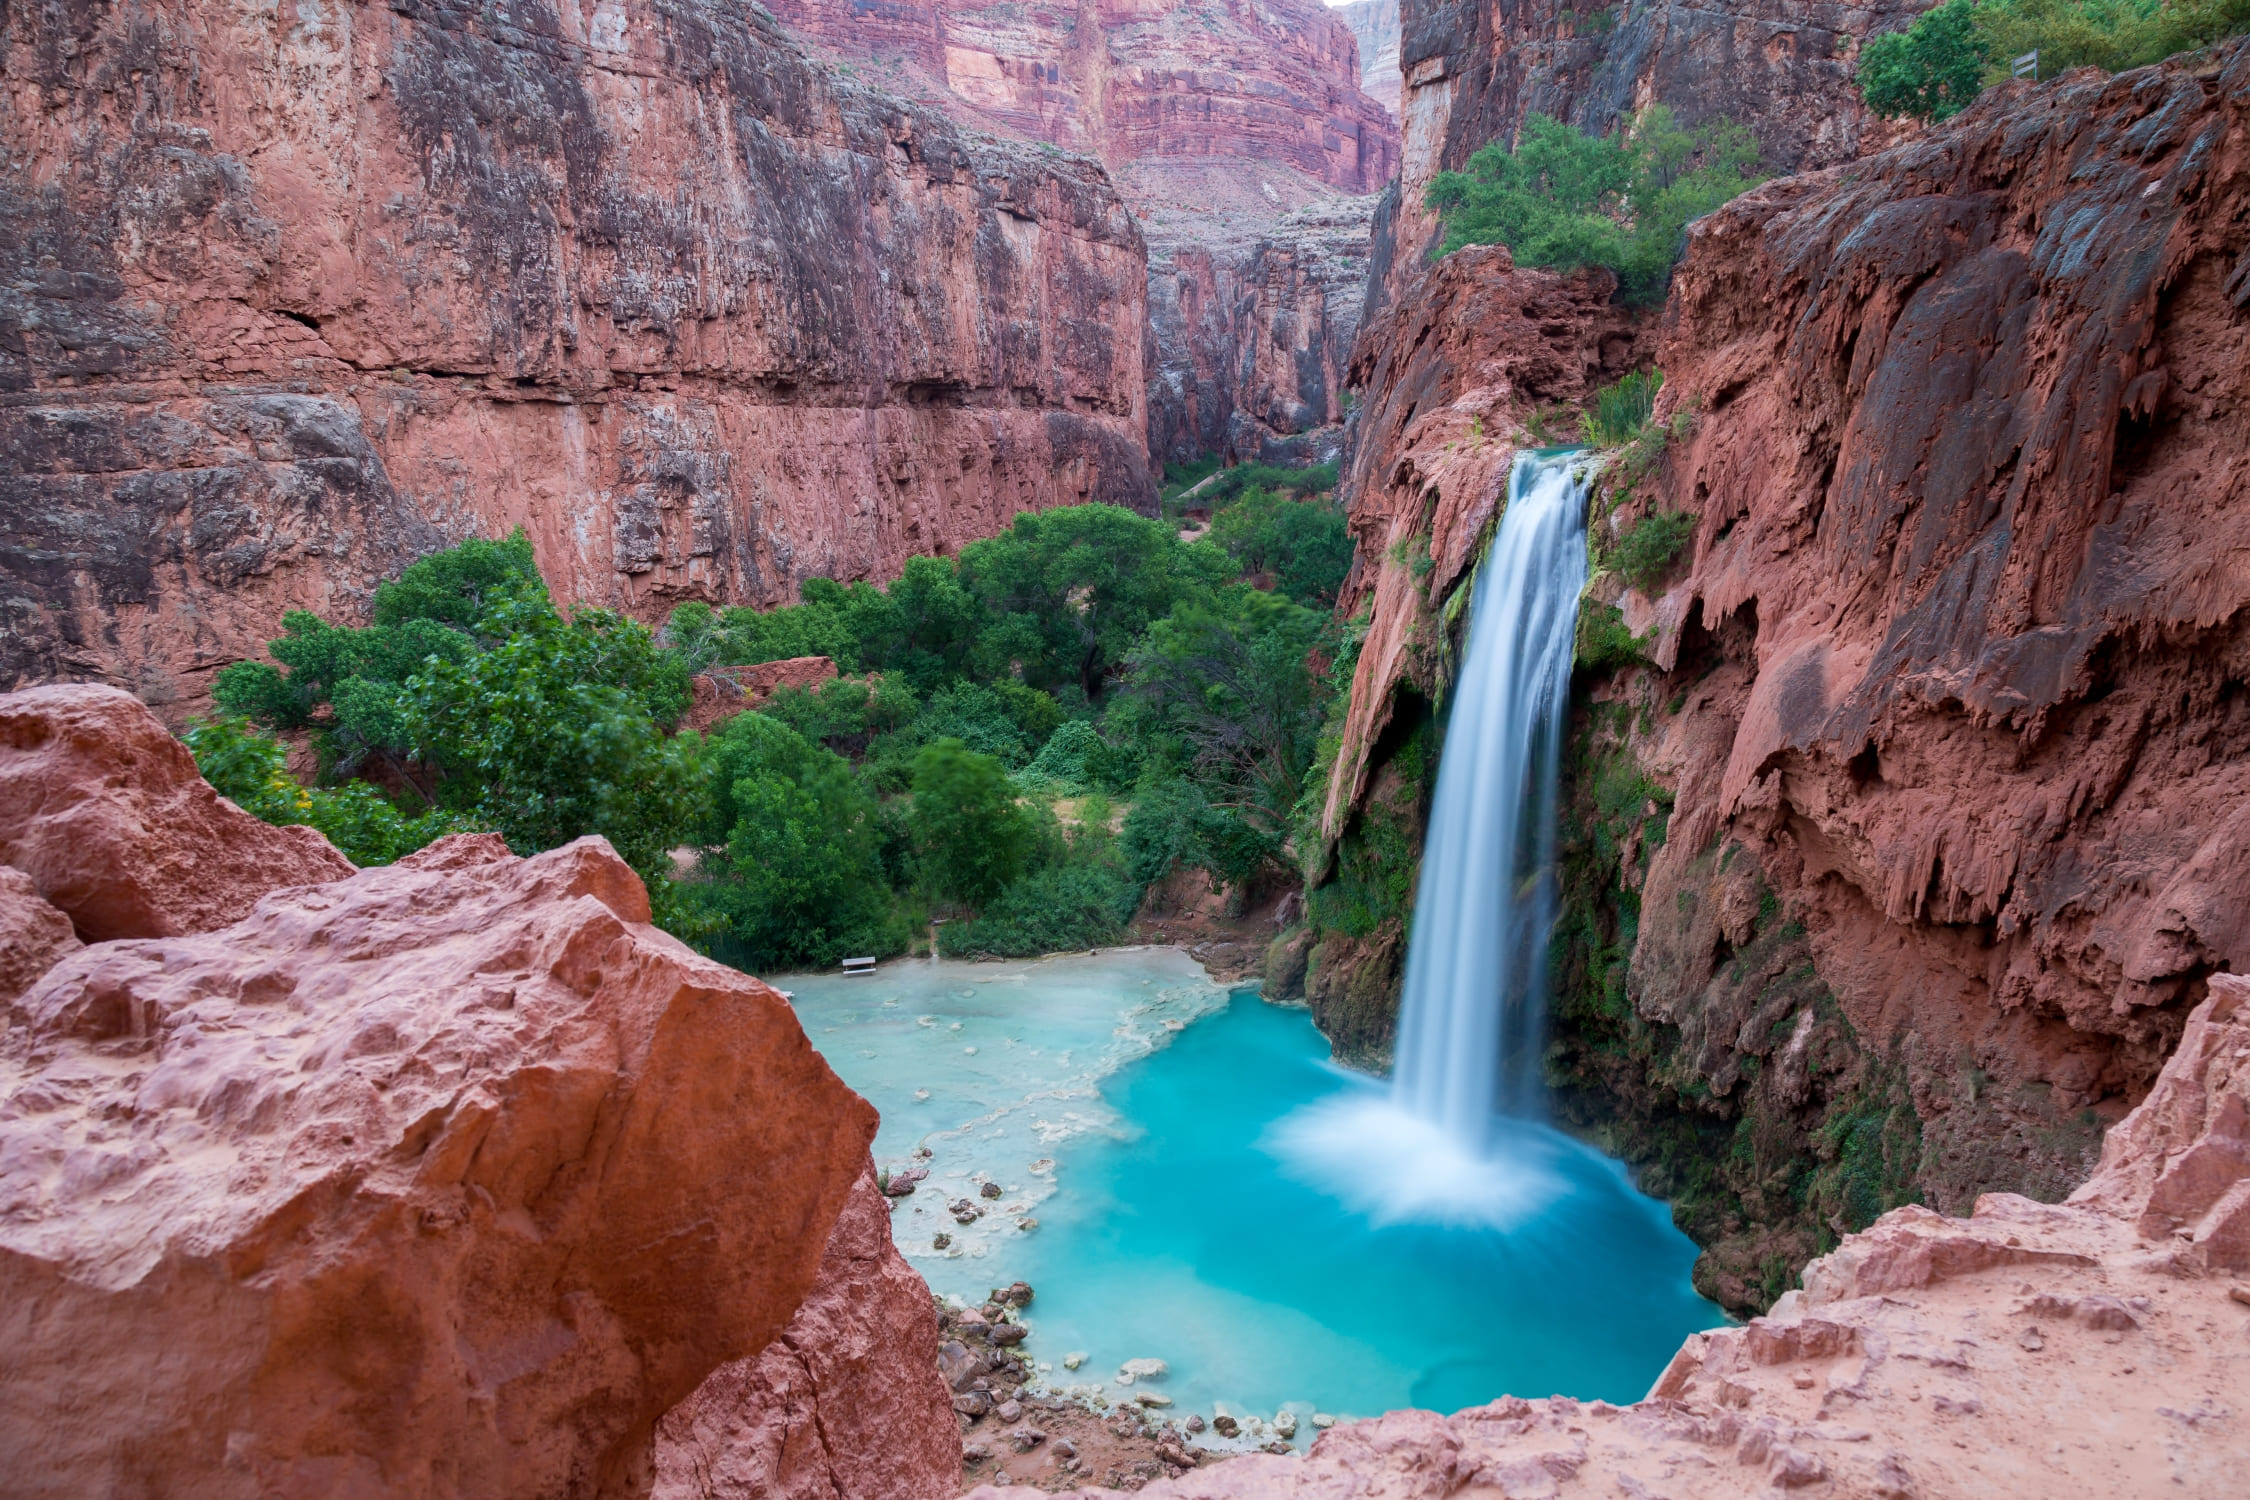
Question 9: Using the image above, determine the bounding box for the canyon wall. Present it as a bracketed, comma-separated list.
[0, 683, 958, 1498]
[1401, 0, 1933, 181]
[1307, 40, 2250, 1312]
[1336, 0, 1403, 120]
[757, 0, 1401, 467]
[0, 0, 1150, 713]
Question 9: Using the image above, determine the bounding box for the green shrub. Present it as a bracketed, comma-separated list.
[1574, 600, 1647, 673]
[1613, 511, 1696, 593]
[182, 716, 465, 866]
[1858, 0, 2250, 122]
[937, 862, 1139, 957]
[1581, 370, 1663, 449]
[1427, 107, 1761, 304]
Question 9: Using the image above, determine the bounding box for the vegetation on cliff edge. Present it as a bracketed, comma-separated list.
[1858, 0, 2250, 121]
[1427, 107, 1763, 304]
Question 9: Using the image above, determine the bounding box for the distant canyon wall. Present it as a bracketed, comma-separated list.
[1336, 0, 1403, 119]
[0, 0, 1150, 712]
[758, 0, 1402, 468]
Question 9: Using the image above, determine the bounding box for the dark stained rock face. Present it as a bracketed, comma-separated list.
[1400, 0, 1934, 180]
[0, 0, 1151, 711]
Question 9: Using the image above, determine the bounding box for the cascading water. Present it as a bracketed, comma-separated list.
[1392, 449, 1592, 1141]
[1267, 448, 1594, 1226]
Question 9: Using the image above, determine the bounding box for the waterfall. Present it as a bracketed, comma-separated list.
[1263, 449, 1591, 1226]
[1391, 450, 1591, 1144]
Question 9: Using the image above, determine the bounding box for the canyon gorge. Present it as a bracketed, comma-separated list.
[8, 0, 2250, 1495]
[1, 0, 1151, 711]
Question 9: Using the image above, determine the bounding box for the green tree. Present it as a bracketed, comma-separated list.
[1204, 489, 1354, 607]
[403, 594, 708, 888]
[956, 504, 1233, 699]
[1427, 107, 1761, 303]
[908, 738, 1036, 908]
[1130, 588, 1329, 853]
[1857, 0, 1990, 119]
[697, 713, 898, 970]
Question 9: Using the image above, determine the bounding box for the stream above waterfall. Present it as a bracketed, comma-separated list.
[787, 950, 1721, 1434]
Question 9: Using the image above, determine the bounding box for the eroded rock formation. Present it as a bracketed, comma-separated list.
[758, 0, 1400, 467]
[0, 0, 1150, 711]
[972, 975, 2250, 1497]
[0, 683, 354, 940]
[1586, 43, 2250, 1294]
[0, 685, 956, 1497]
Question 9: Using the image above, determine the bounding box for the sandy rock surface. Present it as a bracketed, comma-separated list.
[0, 867, 79, 1006]
[964, 978, 2250, 1498]
[653, 1168, 960, 1500]
[0, 683, 353, 940]
[0, 813, 880, 1496]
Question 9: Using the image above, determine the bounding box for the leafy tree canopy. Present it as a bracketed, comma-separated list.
[1427, 107, 1762, 303]
[695, 712, 897, 970]
[908, 738, 1037, 909]
[403, 593, 706, 885]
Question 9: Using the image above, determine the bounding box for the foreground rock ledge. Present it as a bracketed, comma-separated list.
[0, 818, 885, 1496]
[976, 977, 2250, 1498]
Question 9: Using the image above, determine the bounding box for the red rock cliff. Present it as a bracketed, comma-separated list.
[1623, 43, 2250, 1233]
[1311, 41, 2250, 1311]
[0, 684, 958, 1498]
[0, 0, 1151, 711]
[759, 0, 1401, 466]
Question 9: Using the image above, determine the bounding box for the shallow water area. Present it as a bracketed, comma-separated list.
[784, 949, 1722, 1435]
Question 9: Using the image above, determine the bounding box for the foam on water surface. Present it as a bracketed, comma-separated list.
[785, 951, 1723, 1433]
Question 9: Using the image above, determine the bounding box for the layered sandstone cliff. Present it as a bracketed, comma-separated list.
[0, 0, 1150, 712]
[1311, 40, 2250, 1311]
[758, 0, 1401, 466]
[0, 684, 957, 1498]
[972, 974, 2250, 1498]
[1336, 0, 1403, 120]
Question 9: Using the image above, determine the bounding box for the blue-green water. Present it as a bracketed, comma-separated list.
[785, 949, 1720, 1435]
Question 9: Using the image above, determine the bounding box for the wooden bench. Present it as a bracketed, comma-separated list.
[841, 955, 877, 976]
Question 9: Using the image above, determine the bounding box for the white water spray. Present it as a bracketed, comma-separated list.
[1266, 450, 1591, 1223]
[1392, 449, 1592, 1141]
